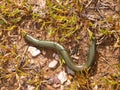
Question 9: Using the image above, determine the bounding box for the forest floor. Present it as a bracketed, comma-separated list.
[0, 0, 120, 90]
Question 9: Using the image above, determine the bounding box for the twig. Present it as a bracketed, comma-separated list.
[101, 57, 116, 72]
[18, 46, 29, 68]
[0, 14, 9, 24]
[85, 0, 93, 9]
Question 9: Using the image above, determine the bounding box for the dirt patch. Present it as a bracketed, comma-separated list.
[0, 0, 120, 90]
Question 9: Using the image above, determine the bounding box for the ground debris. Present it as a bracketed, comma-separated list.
[28, 46, 41, 57]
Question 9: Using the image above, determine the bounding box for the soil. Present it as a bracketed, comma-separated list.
[0, 0, 120, 90]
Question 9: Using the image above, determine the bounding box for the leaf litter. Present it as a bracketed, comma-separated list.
[0, 0, 120, 90]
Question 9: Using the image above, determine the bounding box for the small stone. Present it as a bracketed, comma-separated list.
[48, 60, 58, 69]
[48, 78, 54, 85]
[93, 85, 98, 90]
[44, 75, 50, 80]
[42, 50, 46, 55]
[90, 76, 94, 80]
[60, 85, 64, 90]
[66, 66, 75, 76]
[53, 76, 60, 84]
[53, 53, 59, 60]
[65, 80, 71, 86]
[58, 71, 67, 84]
[53, 53, 56, 57]
[53, 84, 60, 88]
[27, 85, 35, 90]
[28, 46, 41, 57]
